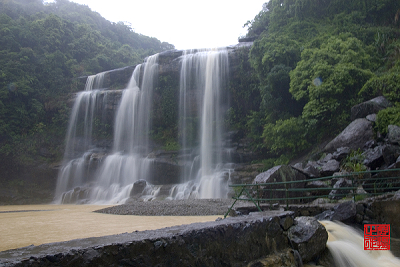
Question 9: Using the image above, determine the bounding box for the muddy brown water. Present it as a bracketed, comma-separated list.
[0, 205, 219, 252]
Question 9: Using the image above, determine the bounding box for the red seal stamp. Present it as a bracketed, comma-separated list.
[364, 224, 390, 250]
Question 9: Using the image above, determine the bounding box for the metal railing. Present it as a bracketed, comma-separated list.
[224, 168, 400, 218]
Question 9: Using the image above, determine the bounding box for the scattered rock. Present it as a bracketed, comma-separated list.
[366, 113, 377, 122]
[388, 125, 400, 145]
[247, 249, 301, 267]
[320, 160, 340, 176]
[130, 179, 147, 196]
[362, 146, 384, 170]
[287, 216, 328, 263]
[315, 201, 356, 223]
[324, 118, 374, 152]
[253, 165, 307, 203]
[280, 215, 294, 231]
[350, 96, 391, 121]
[328, 178, 353, 200]
[332, 147, 351, 161]
[381, 145, 400, 166]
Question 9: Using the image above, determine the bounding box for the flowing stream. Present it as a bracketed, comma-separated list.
[321, 221, 400, 267]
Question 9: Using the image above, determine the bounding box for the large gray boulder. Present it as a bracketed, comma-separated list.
[382, 145, 400, 166]
[351, 96, 391, 121]
[362, 146, 385, 170]
[320, 159, 340, 176]
[332, 147, 351, 161]
[130, 179, 147, 196]
[328, 178, 353, 200]
[287, 216, 328, 263]
[388, 125, 400, 145]
[253, 165, 307, 203]
[324, 118, 374, 152]
[293, 162, 321, 178]
[315, 201, 357, 223]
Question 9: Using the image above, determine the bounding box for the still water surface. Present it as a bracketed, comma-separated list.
[0, 205, 219, 252]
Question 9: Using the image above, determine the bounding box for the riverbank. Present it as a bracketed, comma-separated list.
[94, 199, 241, 216]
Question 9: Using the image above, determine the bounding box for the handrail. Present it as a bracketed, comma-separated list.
[224, 168, 400, 218]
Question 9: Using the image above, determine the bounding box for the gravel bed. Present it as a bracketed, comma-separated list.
[94, 199, 241, 216]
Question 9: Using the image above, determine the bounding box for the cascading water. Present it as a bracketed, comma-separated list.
[55, 48, 234, 204]
[55, 55, 158, 204]
[54, 73, 108, 203]
[170, 49, 232, 199]
[86, 55, 158, 204]
[321, 221, 400, 267]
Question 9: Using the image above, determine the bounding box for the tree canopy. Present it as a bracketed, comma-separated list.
[0, 0, 174, 163]
[239, 0, 400, 163]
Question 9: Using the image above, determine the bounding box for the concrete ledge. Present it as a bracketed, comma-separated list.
[0, 211, 306, 267]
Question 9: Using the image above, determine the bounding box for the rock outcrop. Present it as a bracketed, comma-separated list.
[350, 96, 391, 121]
[288, 216, 328, 263]
[324, 118, 374, 152]
[253, 165, 307, 203]
[315, 201, 357, 223]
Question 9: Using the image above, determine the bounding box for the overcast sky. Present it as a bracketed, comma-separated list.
[48, 0, 267, 50]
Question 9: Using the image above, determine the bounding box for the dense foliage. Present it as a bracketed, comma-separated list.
[238, 0, 400, 163]
[0, 0, 174, 164]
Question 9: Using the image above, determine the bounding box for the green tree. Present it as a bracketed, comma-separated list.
[290, 34, 376, 133]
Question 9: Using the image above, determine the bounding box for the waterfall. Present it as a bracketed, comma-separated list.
[54, 72, 107, 202]
[54, 55, 158, 204]
[321, 221, 400, 267]
[172, 48, 232, 199]
[86, 54, 158, 204]
[55, 48, 234, 204]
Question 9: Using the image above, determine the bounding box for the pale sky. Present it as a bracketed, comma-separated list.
[47, 0, 267, 50]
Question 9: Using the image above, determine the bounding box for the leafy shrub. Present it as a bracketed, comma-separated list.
[359, 65, 400, 102]
[341, 149, 367, 173]
[262, 117, 309, 157]
[376, 105, 400, 134]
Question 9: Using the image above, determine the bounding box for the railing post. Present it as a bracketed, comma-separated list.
[285, 187, 288, 209]
[352, 174, 355, 202]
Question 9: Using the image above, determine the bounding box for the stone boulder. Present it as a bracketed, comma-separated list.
[350, 96, 391, 121]
[253, 165, 307, 203]
[328, 178, 353, 200]
[315, 201, 357, 223]
[382, 145, 400, 166]
[292, 162, 321, 178]
[366, 113, 377, 122]
[362, 146, 385, 170]
[320, 159, 340, 176]
[332, 147, 351, 161]
[130, 179, 147, 196]
[388, 125, 400, 145]
[324, 118, 374, 152]
[287, 216, 328, 263]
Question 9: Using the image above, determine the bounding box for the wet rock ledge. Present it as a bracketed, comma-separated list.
[0, 211, 327, 267]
